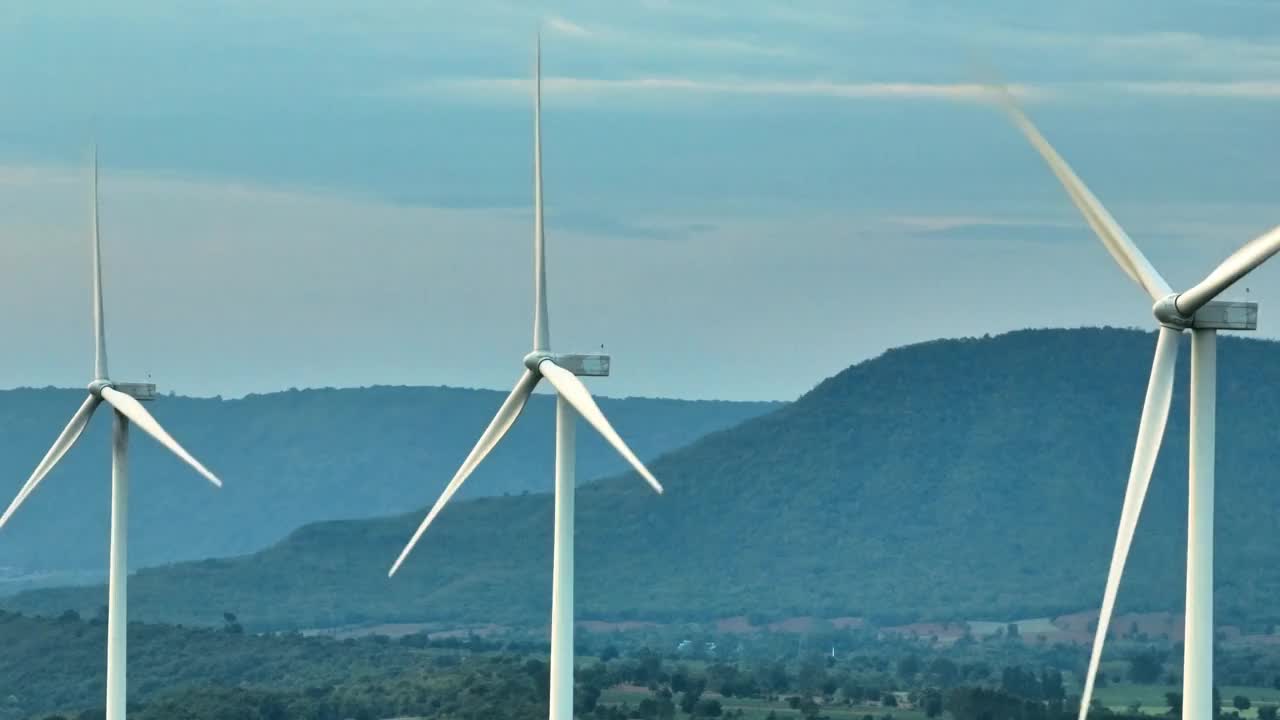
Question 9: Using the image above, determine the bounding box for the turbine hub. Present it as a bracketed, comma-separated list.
[87, 379, 115, 397]
[523, 351, 553, 372]
[1152, 293, 1193, 330]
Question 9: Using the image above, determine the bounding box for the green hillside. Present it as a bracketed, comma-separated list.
[9, 328, 1280, 632]
[0, 385, 778, 580]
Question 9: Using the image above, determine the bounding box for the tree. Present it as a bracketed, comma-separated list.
[923, 689, 945, 718]
[1235, 696, 1251, 711]
[1166, 692, 1182, 717]
[1041, 669, 1065, 702]
[1258, 705, 1277, 720]
[600, 645, 620, 662]
[680, 688, 703, 715]
[929, 658, 960, 687]
[576, 683, 602, 714]
[693, 698, 724, 718]
[1129, 651, 1166, 684]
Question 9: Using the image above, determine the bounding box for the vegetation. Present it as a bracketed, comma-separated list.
[0, 385, 778, 576]
[11, 607, 1280, 720]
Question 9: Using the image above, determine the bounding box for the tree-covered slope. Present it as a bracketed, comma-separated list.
[9, 328, 1280, 632]
[0, 385, 778, 578]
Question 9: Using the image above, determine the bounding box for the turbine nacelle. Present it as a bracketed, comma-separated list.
[1153, 295, 1259, 332]
[524, 351, 611, 377]
[87, 379, 156, 400]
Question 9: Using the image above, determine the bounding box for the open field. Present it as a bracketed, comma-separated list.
[602, 687, 929, 720]
[1095, 684, 1280, 717]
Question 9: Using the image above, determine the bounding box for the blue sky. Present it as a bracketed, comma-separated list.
[1, 1, 1279, 401]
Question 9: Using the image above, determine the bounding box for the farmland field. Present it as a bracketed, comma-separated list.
[1094, 684, 1280, 717]
[601, 687, 929, 720]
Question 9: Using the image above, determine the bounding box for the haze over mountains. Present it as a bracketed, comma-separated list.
[0, 386, 777, 581]
[11, 328, 1280, 632]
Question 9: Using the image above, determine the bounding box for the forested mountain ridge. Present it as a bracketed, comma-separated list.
[9, 328, 1280, 632]
[0, 385, 779, 579]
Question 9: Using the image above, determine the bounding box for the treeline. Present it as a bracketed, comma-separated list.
[32, 656, 548, 720]
[13, 606, 1280, 720]
[0, 609, 545, 718]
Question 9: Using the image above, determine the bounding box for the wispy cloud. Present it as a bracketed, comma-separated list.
[546, 16, 592, 38]
[888, 215, 1077, 233]
[406, 76, 1046, 104]
[541, 13, 796, 59]
[1114, 80, 1280, 99]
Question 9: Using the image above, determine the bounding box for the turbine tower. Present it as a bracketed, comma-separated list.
[991, 87, 1280, 720]
[0, 149, 223, 720]
[387, 39, 663, 720]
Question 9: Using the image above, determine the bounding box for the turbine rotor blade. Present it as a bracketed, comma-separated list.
[388, 369, 541, 577]
[91, 147, 108, 380]
[538, 359, 664, 495]
[532, 34, 551, 352]
[0, 394, 100, 529]
[100, 387, 221, 488]
[989, 85, 1172, 302]
[1176, 225, 1280, 316]
[1077, 326, 1179, 720]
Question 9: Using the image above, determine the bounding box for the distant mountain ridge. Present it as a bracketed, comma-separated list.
[0, 385, 780, 579]
[9, 328, 1280, 633]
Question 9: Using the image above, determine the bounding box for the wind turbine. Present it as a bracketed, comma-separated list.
[387, 39, 664, 720]
[991, 87, 1280, 720]
[0, 150, 223, 720]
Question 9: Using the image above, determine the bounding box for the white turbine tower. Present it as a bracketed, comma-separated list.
[0, 149, 223, 720]
[992, 88, 1280, 720]
[387, 39, 663, 720]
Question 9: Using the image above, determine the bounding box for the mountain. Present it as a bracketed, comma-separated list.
[9, 328, 1280, 633]
[0, 385, 779, 580]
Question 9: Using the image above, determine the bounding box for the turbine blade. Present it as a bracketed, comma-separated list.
[988, 85, 1172, 302]
[1077, 326, 1179, 720]
[538, 359, 664, 495]
[100, 387, 221, 488]
[0, 395, 100, 529]
[1176, 225, 1280, 316]
[389, 369, 540, 577]
[532, 34, 551, 352]
[91, 147, 109, 380]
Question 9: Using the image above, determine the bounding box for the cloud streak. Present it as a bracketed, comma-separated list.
[407, 75, 1046, 104]
[1115, 80, 1280, 99]
[546, 16, 592, 38]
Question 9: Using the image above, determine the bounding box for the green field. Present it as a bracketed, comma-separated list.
[601, 687, 929, 720]
[1094, 684, 1280, 717]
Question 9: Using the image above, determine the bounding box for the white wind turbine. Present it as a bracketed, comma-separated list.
[387, 40, 664, 720]
[0, 150, 223, 720]
[992, 88, 1280, 720]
